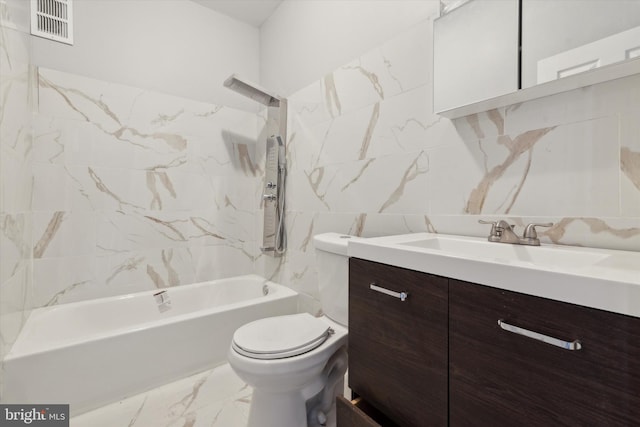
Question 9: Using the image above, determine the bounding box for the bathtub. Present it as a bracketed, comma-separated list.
[2, 274, 298, 415]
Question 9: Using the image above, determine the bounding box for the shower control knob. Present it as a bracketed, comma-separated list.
[262, 194, 276, 202]
[266, 181, 277, 189]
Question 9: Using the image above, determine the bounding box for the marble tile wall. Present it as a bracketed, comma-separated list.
[29, 68, 262, 308]
[262, 16, 640, 313]
[0, 0, 33, 370]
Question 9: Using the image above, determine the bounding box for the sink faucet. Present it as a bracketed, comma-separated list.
[479, 220, 553, 246]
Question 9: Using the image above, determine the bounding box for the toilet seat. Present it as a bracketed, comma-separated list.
[232, 313, 333, 360]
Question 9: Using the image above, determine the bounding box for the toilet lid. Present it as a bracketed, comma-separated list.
[232, 313, 332, 360]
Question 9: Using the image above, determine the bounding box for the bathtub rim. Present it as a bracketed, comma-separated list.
[5, 274, 298, 360]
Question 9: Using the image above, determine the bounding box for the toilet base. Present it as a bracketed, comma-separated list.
[248, 389, 308, 427]
[247, 380, 344, 427]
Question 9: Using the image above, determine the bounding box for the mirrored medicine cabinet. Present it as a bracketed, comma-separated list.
[434, 0, 640, 118]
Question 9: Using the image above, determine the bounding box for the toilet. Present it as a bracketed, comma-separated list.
[227, 232, 356, 427]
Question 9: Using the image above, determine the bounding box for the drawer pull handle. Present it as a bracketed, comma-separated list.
[498, 320, 582, 351]
[369, 283, 408, 302]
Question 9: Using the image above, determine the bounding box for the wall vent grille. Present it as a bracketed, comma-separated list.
[30, 0, 73, 45]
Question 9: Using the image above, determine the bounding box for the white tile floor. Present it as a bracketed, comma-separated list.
[70, 363, 252, 427]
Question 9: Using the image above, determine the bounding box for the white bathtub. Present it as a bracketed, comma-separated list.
[2, 274, 298, 415]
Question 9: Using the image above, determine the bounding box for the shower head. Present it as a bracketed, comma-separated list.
[223, 74, 282, 107]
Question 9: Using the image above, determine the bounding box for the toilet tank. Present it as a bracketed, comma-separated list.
[313, 233, 359, 327]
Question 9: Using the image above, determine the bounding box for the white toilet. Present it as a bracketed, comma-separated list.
[227, 232, 356, 427]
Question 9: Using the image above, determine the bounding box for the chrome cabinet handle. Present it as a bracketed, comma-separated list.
[498, 320, 582, 351]
[369, 283, 408, 302]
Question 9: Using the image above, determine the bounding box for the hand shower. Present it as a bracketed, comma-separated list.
[262, 135, 286, 255]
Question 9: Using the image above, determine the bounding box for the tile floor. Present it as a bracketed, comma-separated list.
[70, 363, 252, 427]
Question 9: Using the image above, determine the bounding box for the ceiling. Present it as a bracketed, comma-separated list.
[192, 0, 284, 27]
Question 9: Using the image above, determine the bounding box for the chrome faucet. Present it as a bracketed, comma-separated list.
[479, 220, 553, 246]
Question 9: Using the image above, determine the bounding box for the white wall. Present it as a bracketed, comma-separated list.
[31, 0, 260, 110]
[260, 0, 439, 97]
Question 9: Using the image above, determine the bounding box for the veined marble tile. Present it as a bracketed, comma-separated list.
[296, 293, 323, 317]
[124, 91, 224, 136]
[32, 116, 93, 167]
[539, 217, 640, 251]
[304, 102, 379, 167]
[452, 117, 619, 217]
[285, 113, 325, 176]
[32, 163, 214, 213]
[38, 68, 141, 127]
[289, 84, 448, 176]
[0, 213, 30, 282]
[424, 141, 487, 215]
[190, 244, 256, 284]
[505, 73, 640, 135]
[277, 248, 319, 300]
[365, 84, 447, 157]
[330, 20, 433, 117]
[93, 246, 198, 292]
[358, 213, 438, 238]
[38, 67, 258, 142]
[451, 108, 507, 141]
[33, 211, 96, 259]
[192, 133, 260, 179]
[33, 111, 192, 173]
[96, 211, 194, 254]
[287, 80, 332, 128]
[190, 207, 256, 247]
[288, 151, 431, 215]
[30, 163, 76, 212]
[70, 363, 251, 427]
[0, 263, 31, 361]
[209, 175, 262, 214]
[0, 63, 33, 212]
[377, 18, 435, 95]
[32, 255, 95, 307]
[37, 70, 197, 170]
[275, 213, 319, 299]
[126, 90, 258, 140]
[620, 111, 640, 217]
[485, 118, 619, 216]
[0, 259, 30, 315]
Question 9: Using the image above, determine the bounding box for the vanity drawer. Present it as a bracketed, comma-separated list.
[449, 279, 640, 426]
[336, 396, 399, 427]
[349, 258, 448, 427]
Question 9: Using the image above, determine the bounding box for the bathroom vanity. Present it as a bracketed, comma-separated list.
[338, 233, 640, 427]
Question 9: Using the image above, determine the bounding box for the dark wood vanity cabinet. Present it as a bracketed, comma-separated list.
[342, 259, 640, 427]
[449, 279, 640, 426]
[347, 258, 448, 427]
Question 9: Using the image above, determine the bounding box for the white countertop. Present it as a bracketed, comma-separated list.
[348, 233, 640, 318]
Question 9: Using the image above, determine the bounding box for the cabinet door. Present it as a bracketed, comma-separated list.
[349, 258, 448, 427]
[450, 279, 640, 426]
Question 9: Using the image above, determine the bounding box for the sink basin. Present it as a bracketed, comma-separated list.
[399, 236, 610, 269]
[347, 232, 640, 319]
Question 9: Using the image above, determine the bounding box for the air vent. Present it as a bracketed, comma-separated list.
[30, 0, 73, 45]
